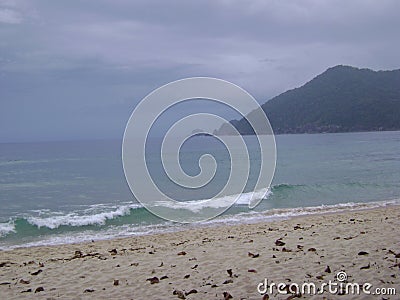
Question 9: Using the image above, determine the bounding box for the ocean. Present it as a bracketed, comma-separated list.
[1, 131, 399, 250]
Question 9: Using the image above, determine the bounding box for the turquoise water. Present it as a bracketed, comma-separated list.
[0, 131, 399, 249]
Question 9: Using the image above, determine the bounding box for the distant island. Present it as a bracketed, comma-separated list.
[215, 65, 400, 135]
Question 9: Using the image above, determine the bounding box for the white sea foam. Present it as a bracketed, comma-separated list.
[26, 203, 140, 229]
[153, 188, 271, 212]
[0, 221, 16, 237]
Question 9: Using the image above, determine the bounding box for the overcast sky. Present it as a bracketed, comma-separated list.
[1, 0, 399, 142]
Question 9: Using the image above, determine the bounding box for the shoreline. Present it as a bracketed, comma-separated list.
[1, 205, 399, 299]
[1, 198, 399, 252]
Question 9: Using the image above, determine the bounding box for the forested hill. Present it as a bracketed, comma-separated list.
[215, 65, 400, 135]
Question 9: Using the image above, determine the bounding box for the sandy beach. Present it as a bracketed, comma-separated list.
[1, 206, 399, 299]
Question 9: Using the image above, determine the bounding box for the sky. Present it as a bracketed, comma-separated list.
[1, 0, 400, 142]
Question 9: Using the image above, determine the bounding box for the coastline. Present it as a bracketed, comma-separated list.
[1, 205, 399, 299]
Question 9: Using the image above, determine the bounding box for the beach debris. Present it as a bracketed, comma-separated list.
[244, 239, 253, 243]
[30, 269, 42, 276]
[160, 275, 169, 280]
[19, 279, 30, 284]
[0, 282, 11, 285]
[0, 261, 15, 267]
[158, 261, 164, 267]
[333, 236, 340, 240]
[172, 240, 189, 246]
[113, 279, 119, 286]
[325, 266, 331, 273]
[387, 250, 400, 258]
[272, 255, 276, 258]
[282, 247, 292, 252]
[248, 252, 260, 258]
[38, 262, 44, 267]
[275, 239, 286, 246]
[177, 251, 187, 256]
[130, 262, 139, 266]
[223, 279, 233, 284]
[84, 288, 95, 293]
[173, 289, 186, 299]
[191, 264, 198, 269]
[21, 288, 32, 293]
[248, 269, 257, 273]
[109, 249, 117, 255]
[211, 284, 218, 288]
[308, 248, 317, 252]
[316, 275, 324, 280]
[74, 250, 83, 258]
[184, 274, 190, 279]
[262, 294, 270, 299]
[297, 245, 304, 250]
[227, 269, 233, 277]
[223, 291, 233, 299]
[294, 225, 304, 230]
[358, 251, 369, 256]
[360, 263, 371, 270]
[146, 277, 159, 284]
[189, 257, 197, 261]
[34, 286, 44, 293]
[344, 236, 354, 240]
[185, 289, 198, 296]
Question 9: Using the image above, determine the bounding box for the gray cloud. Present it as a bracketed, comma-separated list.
[1, 0, 400, 141]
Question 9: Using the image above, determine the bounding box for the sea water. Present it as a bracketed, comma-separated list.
[0, 131, 399, 249]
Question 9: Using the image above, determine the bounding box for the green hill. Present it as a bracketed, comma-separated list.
[215, 65, 400, 135]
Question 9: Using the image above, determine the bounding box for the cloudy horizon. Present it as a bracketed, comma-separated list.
[1, 0, 400, 142]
